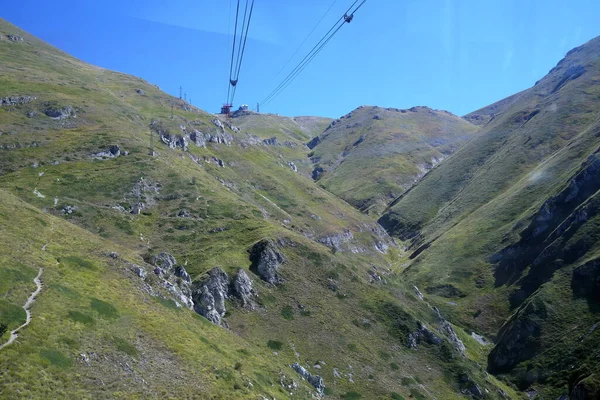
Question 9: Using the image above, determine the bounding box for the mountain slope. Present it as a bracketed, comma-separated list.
[308, 105, 479, 215]
[379, 35, 600, 398]
[0, 18, 515, 400]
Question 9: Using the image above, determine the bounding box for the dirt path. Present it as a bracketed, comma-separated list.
[0, 268, 43, 351]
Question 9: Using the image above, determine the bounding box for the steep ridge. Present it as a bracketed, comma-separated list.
[0, 18, 515, 399]
[379, 35, 600, 398]
[308, 105, 479, 215]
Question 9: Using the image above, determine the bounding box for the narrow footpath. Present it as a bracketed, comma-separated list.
[0, 268, 43, 351]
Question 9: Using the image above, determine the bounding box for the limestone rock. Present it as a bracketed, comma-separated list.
[192, 267, 230, 325]
[249, 240, 284, 285]
[291, 363, 325, 395]
[231, 268, 256, 309]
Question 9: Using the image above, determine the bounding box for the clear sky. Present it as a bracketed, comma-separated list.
[2, 0, 600, 118]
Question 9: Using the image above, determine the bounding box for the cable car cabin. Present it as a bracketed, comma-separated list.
[221, 104, 233, 116]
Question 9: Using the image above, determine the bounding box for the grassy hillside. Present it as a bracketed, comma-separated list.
[0, 18, 514, 399]
[308, 106, 479, 215]
[379, 35, 600, 398]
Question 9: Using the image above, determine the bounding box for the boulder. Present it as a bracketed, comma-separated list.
[291, 363, 325, 395]
[288, 161, 298, 172]
[249, 240, 284, 285]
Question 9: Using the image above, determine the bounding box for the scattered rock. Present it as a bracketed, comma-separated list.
[131, 265, 147, 279]
[109, 252, 119, 259]
[147, 252, 194, 308]
[249, 239, 284, 285]
[61, 205, 78, 215]
[26, 111, 37, 118]
[135, 89, 144, 95]
[177, 209, 191, 218]
[373, 114, 382, 120]
[287, 161, 298, 172]
[7, 34, 24, 42]
[291, 363, 325, 395]
[0, 96, 37, 106]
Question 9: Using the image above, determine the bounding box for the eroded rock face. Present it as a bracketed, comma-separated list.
[231, 269, 256, 309]
[192, 267, 230, 325]
[291, 363, 325, 395]
[487, 299, 546, 374]
[249, 240, 284, 285]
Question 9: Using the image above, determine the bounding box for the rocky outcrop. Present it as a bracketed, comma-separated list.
[571, 374, 600, 400]
[160, 132, 187, 150]
[149, 252, 194, 309]
[317, 230, 354, 253]
[571, 259, 600, 303]
[459, 375, 484, 399]
[192, 267, 230, 325]
[1, 96, 37, 106]
[312, 166, 324, 181]
[306, 136, 321, 149]
[434, 307, 465, 354]
[212, 118, 224, 130]
[291, 363, 325, 395]
[44, 105, 76, 119]
[249, 240, 284, 285]
[263, 137, 279, 146]
[487, 298, 547, 374]
[7, 34, 24, 42]
[92, 145, 121, 159]
[408, 321, 443, 348]
[190, 129, 233, 146]
[231, 269, 256, 309]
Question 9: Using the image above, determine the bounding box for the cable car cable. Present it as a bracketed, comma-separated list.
[260, 0, 365, 106]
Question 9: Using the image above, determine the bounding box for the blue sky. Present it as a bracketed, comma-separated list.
[2, 0, 599, 117]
